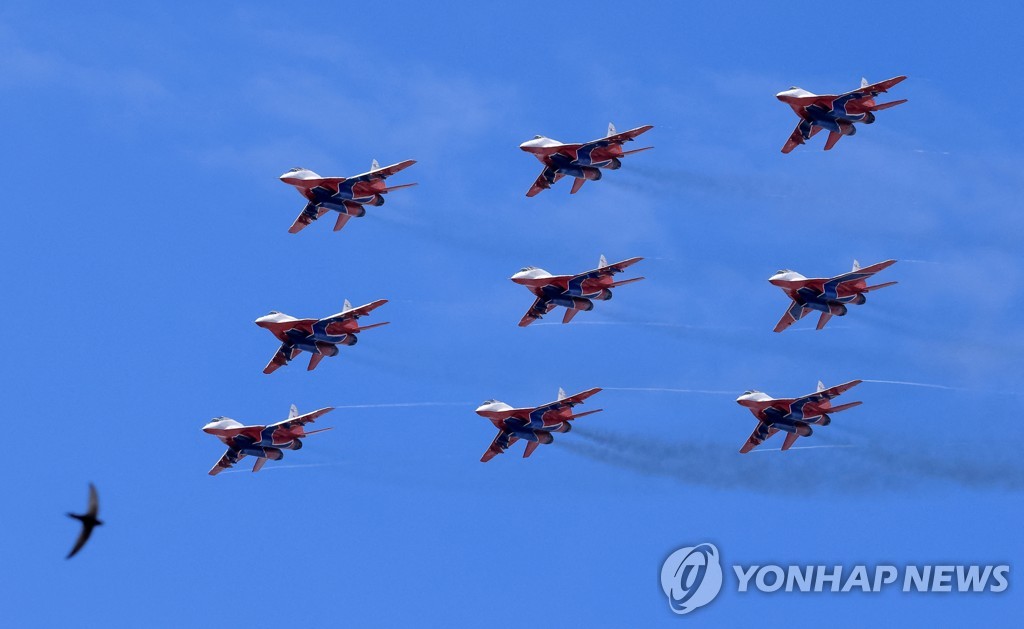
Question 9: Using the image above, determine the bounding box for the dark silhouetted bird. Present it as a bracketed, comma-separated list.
[66, 483, 102, 559]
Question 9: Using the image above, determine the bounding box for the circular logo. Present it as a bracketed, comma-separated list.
[660, 543, 723, 615]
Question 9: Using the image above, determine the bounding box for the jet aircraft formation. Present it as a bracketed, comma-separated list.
[67, 76, 910, 557]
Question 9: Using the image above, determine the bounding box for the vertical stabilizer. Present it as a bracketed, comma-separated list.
[852, 259, 861, 271]
[371, 159, 380, 171]
[289, 404, 299, 419]
[817, 380, 826, 392]
[343, 299, 352, 311]
[598, 254, 608, 268]
[558, 387, 567, 401]
[860, 77, 869, 89]
[607, 122, 617, 137]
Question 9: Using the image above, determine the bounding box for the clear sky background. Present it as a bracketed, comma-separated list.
[1, 2, 1022, 627]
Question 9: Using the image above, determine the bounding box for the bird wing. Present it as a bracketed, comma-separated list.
[66, 521, 94, 559]
[87, 483, 99, 518]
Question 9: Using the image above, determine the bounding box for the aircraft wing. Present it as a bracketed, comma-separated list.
[264, 345, 303, 374]
[348, 159, 417, 183]
[518, 297, 558, 327]
[481, 430, 516, 462]
[288, 204, 331, 234]
[823, 260, 897, 298]
[739, 422, 777, 454]
[526, 166, 564, 197]
[773, 300, 811, 333]
[530, 387, 603, 415]
[585, 125, 654, 149]
[788, 380, 863, 413]
[268, 406, 335, 431]
[569, 257, 644, 283]
[330, 299, 389, 321]
[208, 448, 245, 475]
[781, 122, 822, 154]
[841, 76, 907, 98]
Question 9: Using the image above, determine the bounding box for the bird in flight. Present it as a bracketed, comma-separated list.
[66, 483, 102, 559]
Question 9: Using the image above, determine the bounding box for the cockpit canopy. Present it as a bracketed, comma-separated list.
[774, 269, 793, 275]
[518, 266, 537, 273]
[742, 390, 758, 396]
[481, 399, 498, 405]
[286, 167, 304, 172]
[266, 310, 280, 315]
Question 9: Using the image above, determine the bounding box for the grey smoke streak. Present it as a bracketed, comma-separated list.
[562, 428, 1024, 493]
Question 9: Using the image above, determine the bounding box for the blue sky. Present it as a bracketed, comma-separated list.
[1, 1, 1022, 626]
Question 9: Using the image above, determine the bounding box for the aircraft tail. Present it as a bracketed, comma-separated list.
[870, 99, 907, 112]
[343, 299, 352, 311]
[598, 254, 608, 268]
[860, 77, 869, 89]
[852, 259, 861, 271]
[607, 122, 617, 137]
[289, 404, 299, 419]
[817, 380, 826, 392]
[371, 158, 380, 170]
[827, 401, 863, 414]
[557, 387, 567, 401]
[864, 281, 898, 292]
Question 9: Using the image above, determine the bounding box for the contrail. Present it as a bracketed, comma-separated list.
[604, 387, 735, 395]
[862, 379, 965, 391]
[862, 379, 1024, 396]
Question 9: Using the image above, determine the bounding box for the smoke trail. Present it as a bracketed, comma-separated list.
[604, 387, 735, 395]
[561, 427, 1024, 493]
[861, 379, 966, 391]
[863, 379, 1024, 396]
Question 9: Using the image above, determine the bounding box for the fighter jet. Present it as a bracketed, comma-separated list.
[66, 483, 102, 559]
[512, 255, 644, 326]
[519, 123, 653, 196]
[776, 76, 907, 153]
[279, 159, 416, 233]
[255, 299, 389, 374]
[203, 405, 334, 475]
[770, 259, 897, 332]
[736, 380, 862, 453]
[476, 387, 602, 462]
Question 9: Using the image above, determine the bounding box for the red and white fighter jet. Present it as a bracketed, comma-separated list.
[519, 123, 653, 196]
[512, 255, 644, 326]
[770, 259, 897, 332]
[203, 404, 334, 475]
[776, 76, 907, 153]
[279, 159, 416, 234]
[475, 387, 602, 462]
[736, 380, 862, 453]
[255, 299, 389, 373]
